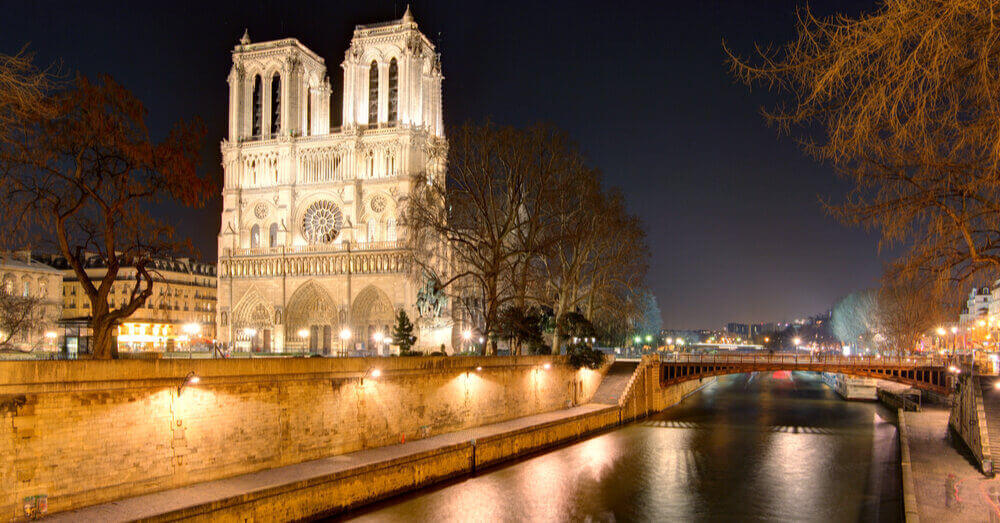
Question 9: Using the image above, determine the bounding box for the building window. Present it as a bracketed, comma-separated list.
[250, 225, 260, 248]
[386, 218, 397, 241]
[306, 89, 312, 136]
[269, 223, 278, 247]
[22, 281, 29, 297]
[252, 75, 262, 138]
[270, 73, 281, 138]
[368, 60, 379, 125]
[367, 219, 378, 243]
[388, 58, 398, 123]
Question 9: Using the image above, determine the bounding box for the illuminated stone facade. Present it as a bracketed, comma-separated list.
[51, 255, 217, 352]
[0, 252, 62, 351]
[216, 8, 447, 353]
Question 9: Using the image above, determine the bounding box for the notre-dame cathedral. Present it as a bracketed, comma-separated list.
[216, 7, 448, 354]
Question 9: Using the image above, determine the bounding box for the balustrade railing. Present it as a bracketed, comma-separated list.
[223, 241, 402, 258]
[660, 353, 951, 368]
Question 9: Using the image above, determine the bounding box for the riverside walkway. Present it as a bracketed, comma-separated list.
[47, 404, 615, 522]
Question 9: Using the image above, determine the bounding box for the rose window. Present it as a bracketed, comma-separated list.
[370, 195, 387, 214]
[253, 202, 269, 219]
[302, 200, 343, 244]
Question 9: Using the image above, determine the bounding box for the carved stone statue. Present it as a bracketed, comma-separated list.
[416, 275, 447, 318]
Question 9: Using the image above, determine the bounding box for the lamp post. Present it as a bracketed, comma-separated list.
[339, 327, 352, 356]
[298, 328, 310, 352]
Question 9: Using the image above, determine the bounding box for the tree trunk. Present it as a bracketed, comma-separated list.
[91, 317, 116, 359]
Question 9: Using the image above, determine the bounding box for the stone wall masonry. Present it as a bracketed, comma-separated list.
[618, 354, 713, 422]
[0, 356, 607, 519]
[948, 375, 992, 474]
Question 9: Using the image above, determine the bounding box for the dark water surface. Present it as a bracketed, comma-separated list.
[340, 371, 902, 522]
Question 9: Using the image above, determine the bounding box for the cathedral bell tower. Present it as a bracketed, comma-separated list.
[340, 5, 444, 136]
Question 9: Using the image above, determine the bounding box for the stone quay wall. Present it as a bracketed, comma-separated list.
[0, 356, 607, 518]
[619, 354, 710, 422]
[948, 374, 993, 475]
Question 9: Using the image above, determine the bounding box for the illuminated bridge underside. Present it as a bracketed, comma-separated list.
[660, 355, 952, 395]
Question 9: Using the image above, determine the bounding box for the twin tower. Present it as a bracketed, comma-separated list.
[216, 8, 451, 354]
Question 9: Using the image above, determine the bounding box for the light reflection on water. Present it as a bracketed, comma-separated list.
[340, 372, 901, 522]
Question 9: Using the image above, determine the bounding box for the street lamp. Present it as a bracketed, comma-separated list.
[339, 327, 352, 355]
[793, 337, 802, 348]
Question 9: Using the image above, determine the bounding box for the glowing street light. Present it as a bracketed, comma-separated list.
[339, 328, 352, 341]
[298, 328, 310, 339]
[936, 327, 947, 336]
[462, 330, 472, 341]
[793, 337, 802, 347]
[645, 335, 653, 342]
[373, 331, 384, 343]
[951, 326, 959, 334]
[634, 335, 642, 344]
[182, 323, 201, 337]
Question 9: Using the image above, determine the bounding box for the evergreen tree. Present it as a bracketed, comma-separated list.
[392, 310, 417, 353]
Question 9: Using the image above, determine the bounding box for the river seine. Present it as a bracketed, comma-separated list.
[341, 371, 902, 522]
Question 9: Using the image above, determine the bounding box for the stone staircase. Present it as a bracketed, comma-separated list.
[979, 376, 1000, 466]
[590, 360, 640, 405]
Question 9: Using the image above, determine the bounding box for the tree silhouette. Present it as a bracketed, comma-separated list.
[0, 74, 210, 359]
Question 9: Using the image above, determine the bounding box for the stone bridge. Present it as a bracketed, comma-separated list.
[661, 354, 955, 395]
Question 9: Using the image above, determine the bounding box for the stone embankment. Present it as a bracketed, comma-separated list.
[2, 354, 706, 521]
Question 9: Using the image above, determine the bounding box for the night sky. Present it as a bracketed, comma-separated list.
[3, 0, 890, 329]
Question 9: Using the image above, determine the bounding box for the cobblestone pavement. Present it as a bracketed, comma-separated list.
[906, 407, 1000, 521]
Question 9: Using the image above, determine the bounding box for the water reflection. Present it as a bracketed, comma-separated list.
[340, 371, 901, 522]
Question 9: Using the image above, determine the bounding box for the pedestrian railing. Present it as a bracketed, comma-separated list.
[660, 353, 950, 368]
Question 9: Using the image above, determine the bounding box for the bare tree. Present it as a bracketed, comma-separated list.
[0, 293, 47, 351]
[831, 290, 878, 351]
[541, 180, 649, 353]
[405, 122, 652, 354]
[0, 74, 210, 359]
[874, 279, 945, 356]
[0, 48, 54, 147]
[727, 1, 1000, 286]
[405, 123, 543, 354]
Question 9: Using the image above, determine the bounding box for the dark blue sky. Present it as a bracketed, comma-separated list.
[2, 0, 889, 329]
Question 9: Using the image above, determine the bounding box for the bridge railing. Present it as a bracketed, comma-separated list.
[660, 353, 951, 368]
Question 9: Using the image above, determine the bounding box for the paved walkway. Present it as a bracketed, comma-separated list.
[905, 406, 1000, 521]
[47, 403, 612, 522]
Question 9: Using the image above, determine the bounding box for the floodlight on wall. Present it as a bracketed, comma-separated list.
[178, 371, 200, 396]
[359, 366, 382, 386]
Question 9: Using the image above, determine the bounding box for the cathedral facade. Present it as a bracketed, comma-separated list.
[216, 8, 447, 354]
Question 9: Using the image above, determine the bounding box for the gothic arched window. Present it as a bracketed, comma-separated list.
[367, 219, 378, 243]
[386, 218, 397, 241]
[270, 73, 281, 138]
[250, 225, 260, 248]
[252, 75, 262, 139]
[368, 61, 379, 125]
[306, 88, 312, 136]
[388, 58, 398, 123]
[269, 223, 278, 247]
